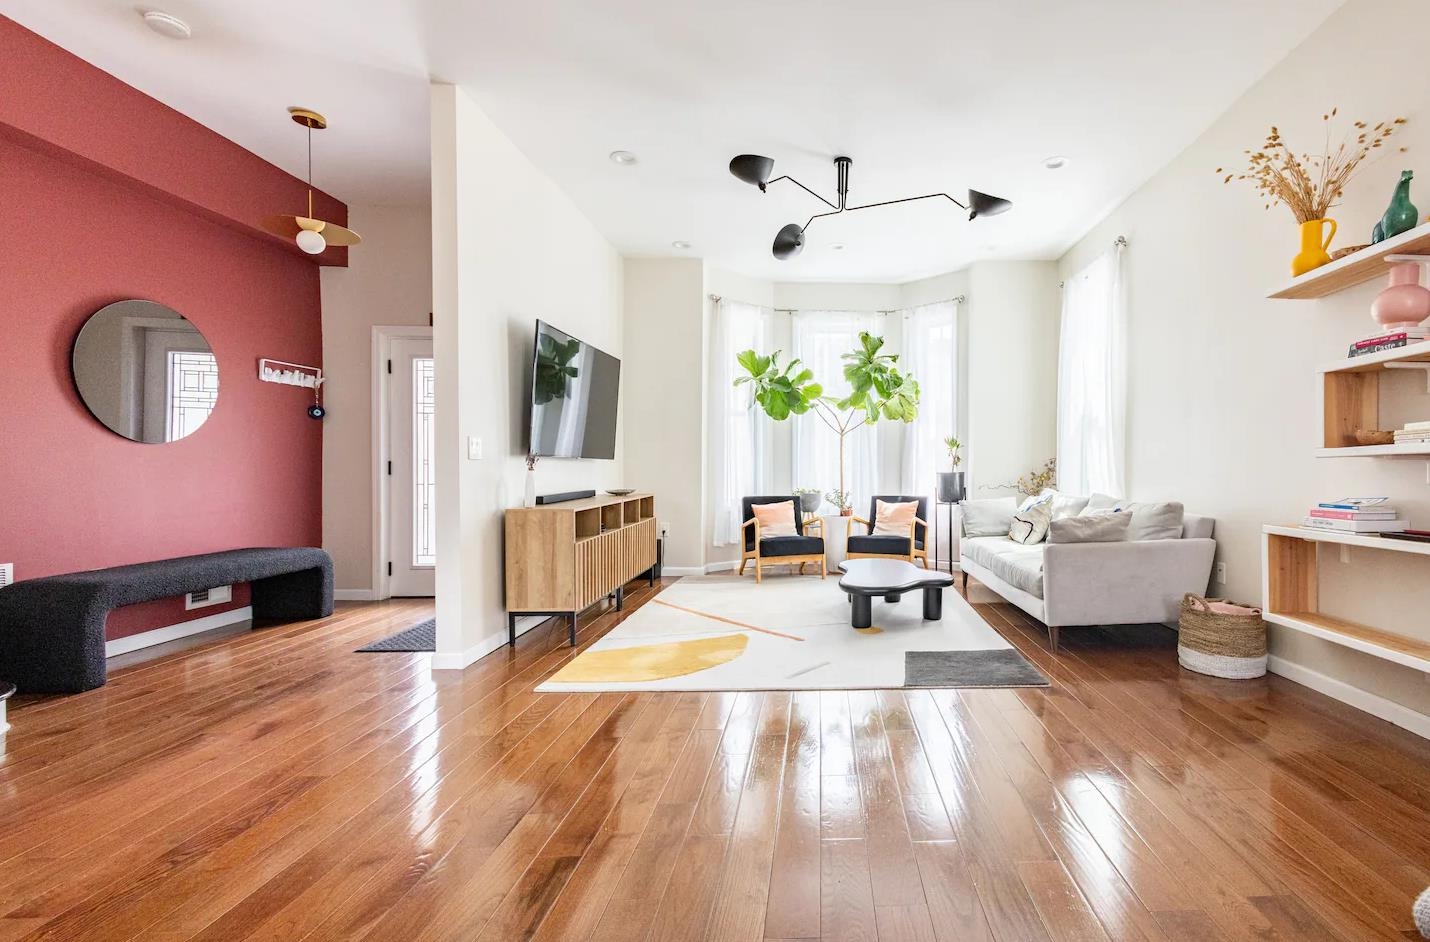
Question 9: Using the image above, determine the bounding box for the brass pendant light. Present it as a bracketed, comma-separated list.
[267, 107, 361, 254]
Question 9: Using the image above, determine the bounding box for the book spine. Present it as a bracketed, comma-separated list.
[1348, 338, 1408, 357]
[1354, 332, 1409, 348]
[1308, 509, 1391, 520]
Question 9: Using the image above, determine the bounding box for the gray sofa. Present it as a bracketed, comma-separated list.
[958, 496, 1215, 652]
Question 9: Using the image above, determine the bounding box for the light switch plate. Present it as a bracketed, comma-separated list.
[467, 436, 482, 460]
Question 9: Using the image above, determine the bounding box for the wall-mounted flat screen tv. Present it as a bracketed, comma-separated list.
[527, 320, 620, 459]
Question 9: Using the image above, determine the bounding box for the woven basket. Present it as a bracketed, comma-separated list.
[1178, 593, 1267, 679]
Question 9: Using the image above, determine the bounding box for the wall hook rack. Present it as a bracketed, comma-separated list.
[258, 358, 324, 389]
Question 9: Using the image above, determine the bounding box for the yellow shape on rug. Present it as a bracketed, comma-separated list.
[550, 633, 749, 683]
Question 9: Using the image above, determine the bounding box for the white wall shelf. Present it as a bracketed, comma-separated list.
[1262, 525, 1430, 675]
[1268, 220, 1430, 300]
[1315, 444, 1430, 458]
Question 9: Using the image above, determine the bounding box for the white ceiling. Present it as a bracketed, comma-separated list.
[4, 0, 1346, 282]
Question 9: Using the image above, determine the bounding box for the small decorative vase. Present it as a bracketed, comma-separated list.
[1292, 217, 1337, 276]
[1375, 170, 1418, 244]
[1370, 261, 1430, 332]
[523, 468, 537, 508]
[936, 471, 966, 503]
[840, 507, 853, 517]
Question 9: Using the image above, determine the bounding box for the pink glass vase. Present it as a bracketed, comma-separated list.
[1371, 262, 1430, 332]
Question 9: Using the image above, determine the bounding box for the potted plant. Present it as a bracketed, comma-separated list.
[937, 436, 966, 503]
[735, 331, 920, 513]
[793, 487, 822, 515]
[1217, 108, 1407, 275]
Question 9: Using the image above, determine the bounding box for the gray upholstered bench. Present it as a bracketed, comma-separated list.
[0, 548, 334, 694]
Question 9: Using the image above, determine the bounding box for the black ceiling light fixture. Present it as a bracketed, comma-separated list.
[728, 153, 1012, 260]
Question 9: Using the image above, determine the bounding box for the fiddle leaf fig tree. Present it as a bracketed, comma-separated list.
[736, 331, 919, 509]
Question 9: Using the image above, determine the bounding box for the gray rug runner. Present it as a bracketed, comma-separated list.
[904, 649, 1049, 687]
[356, 618, 436, 653]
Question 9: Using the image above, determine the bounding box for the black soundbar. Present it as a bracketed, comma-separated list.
[535, 489, 596, 505]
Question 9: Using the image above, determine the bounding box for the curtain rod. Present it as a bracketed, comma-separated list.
[1059, 236, 1128, 288]
[710, 294, 966, 311]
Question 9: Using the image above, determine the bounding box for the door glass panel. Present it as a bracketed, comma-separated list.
[412, 357, 437, 567]
[167, 350, 219, 441]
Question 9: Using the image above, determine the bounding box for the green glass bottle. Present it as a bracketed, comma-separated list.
[1376, 170, 1418, 243]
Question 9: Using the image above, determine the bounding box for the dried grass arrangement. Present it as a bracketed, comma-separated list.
[1217, 109, 1407, 222]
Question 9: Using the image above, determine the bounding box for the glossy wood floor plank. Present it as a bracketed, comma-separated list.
[3, 579, 1429, 941]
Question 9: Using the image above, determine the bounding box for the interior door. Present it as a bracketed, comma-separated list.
[388, 335, 436, 596]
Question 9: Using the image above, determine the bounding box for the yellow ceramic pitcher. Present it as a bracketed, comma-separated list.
[1292, 217, 1337, 276]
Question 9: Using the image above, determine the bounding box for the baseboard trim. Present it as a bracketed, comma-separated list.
[334, 589, 377, 602]
[105, 606, 254, 658]
[431, 631, 510, 671]
[1268, 654, 1430, 740]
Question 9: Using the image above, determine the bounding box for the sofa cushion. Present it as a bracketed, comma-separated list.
[757, 535, 824, 558]
[1009, 493, 1054, 545]
[962, 537, 1045, 598]
[1040, 489, 1091, 520]
[961, 497, 1017, 537]
[752, 500, 798, 538]
[1081, 493, 1126, 514]
[1124, 501, 1184, 540]
[1047, 513, 1131, 544]
[848, 534, 924, 556]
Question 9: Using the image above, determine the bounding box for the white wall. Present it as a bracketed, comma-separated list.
[320, 204, 433, 595]
[1059, 0, 1430, 724]
[430, 84, 623, 669]
[965, 261, 1061, 495]
[623, 258, 707, 570]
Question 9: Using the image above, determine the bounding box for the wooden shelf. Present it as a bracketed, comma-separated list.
[1263, 611, 1430, 673]
[1268, 220, 1430, 300]
[1316, 444, 1430, 458]
[1263, 524, 1430, 557]
[1262, 525, 1430, 674]
[1320, 339, 1430, 374]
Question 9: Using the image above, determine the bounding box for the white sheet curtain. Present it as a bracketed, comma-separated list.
[710, 298, 770, 546]
[899, 299, 959, 501]
[791, 310, 881, 512]
[1057, 244, 1127, 497]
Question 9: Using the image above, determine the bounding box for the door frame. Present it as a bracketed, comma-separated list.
[372, 324, 435, 601]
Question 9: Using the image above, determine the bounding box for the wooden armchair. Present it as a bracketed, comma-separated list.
[845, 495, 930, 567]
[737, 496, 827, 583]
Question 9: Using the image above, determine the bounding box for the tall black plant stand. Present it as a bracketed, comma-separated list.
[936, 501, 959, 574]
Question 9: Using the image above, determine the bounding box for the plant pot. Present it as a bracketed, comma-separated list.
[840, 507, 853, 517]
[1371, 261, 1430, 331]
[797, 492, 822, 514]
[937, 471, 966, 504]
[1292, 217, 1337, 277]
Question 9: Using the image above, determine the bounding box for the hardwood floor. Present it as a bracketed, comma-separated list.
[3, 577, 1429, 941]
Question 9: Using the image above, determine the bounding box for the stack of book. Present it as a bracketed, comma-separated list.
[1348, 327, 1429, 357]
[1303, 497, 1407, 533]
[1393, 421, 1430, 445]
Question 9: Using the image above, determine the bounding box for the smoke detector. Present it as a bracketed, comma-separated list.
[141, 11, 192, 40]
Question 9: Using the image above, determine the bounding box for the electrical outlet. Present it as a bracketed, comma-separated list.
[1214, 561, 1227, 585]
[0, 563, 12, 588]
[467, 436, 482, 460]
[658, 520, 670, 539]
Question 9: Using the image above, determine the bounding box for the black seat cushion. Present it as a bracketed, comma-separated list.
[757, 535, 825, 558]
[847, 534, 924, 556]
[741, 495, 806, 552]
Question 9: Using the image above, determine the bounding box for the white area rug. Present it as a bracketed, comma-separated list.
[536, 573, 1032, 692]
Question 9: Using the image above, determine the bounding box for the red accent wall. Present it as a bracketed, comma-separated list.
[0, 17, 336, 641]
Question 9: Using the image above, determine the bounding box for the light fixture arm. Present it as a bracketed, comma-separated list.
[762, 174, 839, 210]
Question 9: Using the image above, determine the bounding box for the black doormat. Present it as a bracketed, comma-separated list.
[904, 648, 1049, 687]
[356, 618, 436, 652]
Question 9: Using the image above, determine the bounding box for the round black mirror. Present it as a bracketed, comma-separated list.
[72, 300, 219, 443]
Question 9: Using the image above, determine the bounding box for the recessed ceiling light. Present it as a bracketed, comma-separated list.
[609, 150, 638, 166]
[830, 243, 846, 251]
[1042, 155, 1069, 170]
[671, 240, 691, 250]
[141, 10, 192, 39]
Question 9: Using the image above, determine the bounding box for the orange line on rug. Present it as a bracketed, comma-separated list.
[653, 599, 806, 642]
